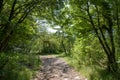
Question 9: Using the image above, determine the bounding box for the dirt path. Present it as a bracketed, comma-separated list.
[32, 55, 87, 80]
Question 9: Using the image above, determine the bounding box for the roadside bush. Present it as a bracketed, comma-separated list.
[0, 52, 41, 80]
[71, 34, 106, 68]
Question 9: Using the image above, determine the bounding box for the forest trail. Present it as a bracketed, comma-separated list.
[32, 55, 87, 80]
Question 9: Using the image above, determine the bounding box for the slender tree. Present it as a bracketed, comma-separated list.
[70, 0, 119, 72]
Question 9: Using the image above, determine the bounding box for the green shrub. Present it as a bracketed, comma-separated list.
[70, 34, 106, 67]
[0, 52, 41, 80]
[17, 68, 32, 80]
[63, 34, 120, 80]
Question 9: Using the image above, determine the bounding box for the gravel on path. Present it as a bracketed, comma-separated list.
[32, 55, 87, 80]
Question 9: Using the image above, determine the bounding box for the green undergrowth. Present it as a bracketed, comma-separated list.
[0, 52, 41, 80]
[59, 53, 120, 80]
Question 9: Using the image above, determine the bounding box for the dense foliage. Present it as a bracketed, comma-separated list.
[0, 0, 120, 80]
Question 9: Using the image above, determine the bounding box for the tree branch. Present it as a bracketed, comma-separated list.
[86, 1, 110, 56]
[8, 0, 17, 21]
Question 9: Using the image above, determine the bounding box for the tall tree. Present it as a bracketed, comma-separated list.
[70, 0, 120, 72]
[0, 0, 38, 51]
[0, 0, 64, 52]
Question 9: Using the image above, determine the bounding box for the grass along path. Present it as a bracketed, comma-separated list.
[32, 55, 87, 80]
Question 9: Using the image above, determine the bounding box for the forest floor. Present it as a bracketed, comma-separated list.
[32, 55, 87, 80]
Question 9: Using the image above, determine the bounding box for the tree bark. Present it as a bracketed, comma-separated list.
[107, 52, 118, 72]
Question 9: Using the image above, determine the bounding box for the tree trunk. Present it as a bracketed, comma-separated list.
[0, 0, 3, 12]
[61, 40, 67, 54]
[86, 2, 119, 72]
[0, 24, 13, 52]
[0, 32, 13, 52]
[107, 52, 118, 72]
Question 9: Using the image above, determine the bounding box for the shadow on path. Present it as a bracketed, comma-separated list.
[32, 55, 87, 80]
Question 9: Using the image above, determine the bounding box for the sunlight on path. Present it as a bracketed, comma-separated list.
[32, 55, 87, 80]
